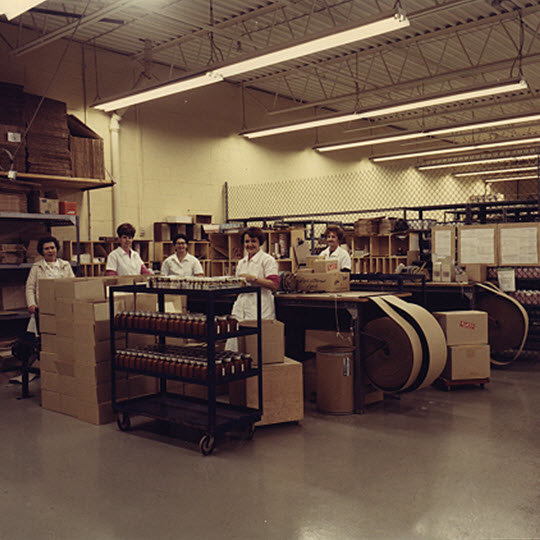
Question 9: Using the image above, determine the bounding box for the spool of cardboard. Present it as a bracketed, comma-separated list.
[316, 345, 355, 414]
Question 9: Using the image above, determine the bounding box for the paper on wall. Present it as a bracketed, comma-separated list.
[499, 227, 538, 265]
[460, 228, 495, 264]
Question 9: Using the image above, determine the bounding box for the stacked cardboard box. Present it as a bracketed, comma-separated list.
[433, 310, 490, 381]
[229, 320, 304, 425]
[24, 94, 71, 176]
[39, 277, 158, 424]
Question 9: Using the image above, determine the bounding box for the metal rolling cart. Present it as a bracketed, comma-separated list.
[109, 282, 263, 455]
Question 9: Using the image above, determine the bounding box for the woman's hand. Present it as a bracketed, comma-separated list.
[28, 305, 37, 314]
[239, 273, 257, 284]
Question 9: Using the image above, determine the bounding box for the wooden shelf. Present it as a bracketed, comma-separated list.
[0, 171, 113, 192]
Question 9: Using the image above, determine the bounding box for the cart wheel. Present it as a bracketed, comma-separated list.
[244, 424, 255, 441]
[116, 412, 131, 431]
[199, 434, 215, 456]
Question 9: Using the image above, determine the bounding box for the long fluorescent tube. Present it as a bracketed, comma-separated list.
[316, 112, 540, 152]
[215, 12, 409, 78]
[372, 135, 540, 162]
[454, 166, 538, 177]
[1, 1, 44, 20]
[418, 154, 540, 170]
[242, 79, 528, 139]
[93, 72, 223, 112]
[93, 11, 409, 112]
[484, 175, 538, 183]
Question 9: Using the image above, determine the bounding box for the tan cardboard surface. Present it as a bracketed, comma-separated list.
[433, 310, 488, 346]
[443, 344, 491, 380]
[240, 319, 285, 365]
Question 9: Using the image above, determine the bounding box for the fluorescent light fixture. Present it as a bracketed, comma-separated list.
[93, 72, 224, 112]
[418, 154, 540, 170]
[1, 1, 44, 20]
[316, 112, 540, 152]
[454, 166, 538, 177]
[371, 135, 540, 162]
[484, 175, 538, 183]
[243, 79, 528, 139]
[93, 11, 409, 112]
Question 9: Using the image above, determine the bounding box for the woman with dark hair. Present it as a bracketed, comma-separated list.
[320, 225, 351, 271]
[105, 222, 152, 276]
[232, 227, 279, 320]
[25, 235, 74, 332]
[161, 233, 203, 277]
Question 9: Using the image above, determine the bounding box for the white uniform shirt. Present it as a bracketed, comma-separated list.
[106, 247, 145, 276]
[232, 249, 279, 320]
[161, 253, 203, 277]
[320, 245, 351, 271]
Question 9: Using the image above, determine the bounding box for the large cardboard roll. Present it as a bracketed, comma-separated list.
[475, 282, 529, 365]
[380, 295, 447, 390]
[362, 296, 422, 392]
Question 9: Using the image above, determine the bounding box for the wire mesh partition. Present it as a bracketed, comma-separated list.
[227, 156, 540, 229]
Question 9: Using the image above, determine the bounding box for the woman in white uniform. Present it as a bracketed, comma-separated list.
[26, 236, 75, 333]
[231, 227, 280, 321]
[319, 225, 351, 272]
[161, 233, 204, 277]
[106, 223, 152, 276]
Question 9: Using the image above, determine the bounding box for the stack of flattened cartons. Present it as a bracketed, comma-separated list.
[39, 277, 158, 424]
[67, 115, 105, 179]
[24, 94, 71, 176]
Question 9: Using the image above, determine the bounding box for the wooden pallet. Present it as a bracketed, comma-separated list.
[434, 377, 489, 391]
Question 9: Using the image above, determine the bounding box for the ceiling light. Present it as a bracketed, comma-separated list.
[315, 112, 540, 152]
[371, 135, 540, 162]
[243, 79, 528, 139]
[93, 72, 224, 112]
[484, 175, 538, 183]
[93, 11, 409, 112]
[454, 166, 538, 177]
[1, 1, 44, 20]
[417, 154, 540, 170]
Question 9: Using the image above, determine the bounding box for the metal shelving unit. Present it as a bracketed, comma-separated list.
[109, 283, 263, 455]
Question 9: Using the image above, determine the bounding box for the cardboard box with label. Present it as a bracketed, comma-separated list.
[443, 344, 491, 380]
[38, 198, 59, 214]
[296, 271, 350, 293]
[312, 258, 339, 273]
[239, 319, 284, 365]
[433, 310, 488, 345]
[229, 356, 303, 426]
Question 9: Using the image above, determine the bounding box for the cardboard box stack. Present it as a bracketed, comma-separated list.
[39, 277, 158, 425]
[433, 310, 490, 381]
[229, 319, 304, 426]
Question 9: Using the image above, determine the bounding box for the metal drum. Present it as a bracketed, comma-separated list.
[316, 345, 355, 414]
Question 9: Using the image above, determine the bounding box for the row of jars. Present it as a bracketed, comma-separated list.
[114, 311, 239, 336]
[115, 349, 253, 380]
[148, 275, 248, 290]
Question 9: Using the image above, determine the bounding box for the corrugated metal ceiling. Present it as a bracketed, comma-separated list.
[3, 0, 540, 159]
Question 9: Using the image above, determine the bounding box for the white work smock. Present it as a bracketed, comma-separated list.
[320, 245, 351, 271]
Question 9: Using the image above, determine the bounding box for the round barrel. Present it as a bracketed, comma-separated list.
[316, 345, 355, 414]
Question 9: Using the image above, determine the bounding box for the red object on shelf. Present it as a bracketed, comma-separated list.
[59, 201, 77, 215]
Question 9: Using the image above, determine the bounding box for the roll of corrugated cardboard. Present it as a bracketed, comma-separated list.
[475, 282, 529, 365]
[316, 345, 355, 414]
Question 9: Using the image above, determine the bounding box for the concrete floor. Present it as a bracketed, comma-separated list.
[1, 361, 539, 540]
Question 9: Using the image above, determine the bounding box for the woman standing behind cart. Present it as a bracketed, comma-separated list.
[105, 222, 152, 276]
[160, 233, 204, 277]
[319, 225, 351, 272]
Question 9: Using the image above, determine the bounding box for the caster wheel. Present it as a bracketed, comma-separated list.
[117, 412, 131, 431]
[199, 434, 215, 456]
[244, 424, 255, 441]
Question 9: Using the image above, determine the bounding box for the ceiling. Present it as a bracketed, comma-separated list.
[3, 0, 540, 164]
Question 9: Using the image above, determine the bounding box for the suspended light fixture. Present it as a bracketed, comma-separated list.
[315, 112, 540, 152]
[484, 175, 539, 183]
[1, 1, 45, 20]
[454, 166, 538, 177]
[417, 154, 540, 170]
[93, 11, 409, 112]
[242, 79, 528, 139]
[371, 135, 540, 163]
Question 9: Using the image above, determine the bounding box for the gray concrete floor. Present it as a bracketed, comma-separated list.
[1, 361, 539, 540]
